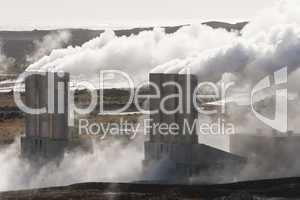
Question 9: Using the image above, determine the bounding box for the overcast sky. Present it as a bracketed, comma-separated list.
[0, 0, 277, 29]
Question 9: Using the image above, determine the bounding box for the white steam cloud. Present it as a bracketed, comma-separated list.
[0, 41, 15, 73]
[0, 138, 143, 191]
[153, 0, 300, 134]
[26, 30, 72, 64]
[27, 26, 237, 84]
[25, 1, 300, 93]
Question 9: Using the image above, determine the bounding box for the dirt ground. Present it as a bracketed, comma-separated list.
[0, 118, 24, 144]
[1, 177, 300, 200]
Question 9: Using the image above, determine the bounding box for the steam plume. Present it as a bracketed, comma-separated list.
[26, 30, 72, 64]
[0, 41, 16, 73]
[0, 138, 143, 191]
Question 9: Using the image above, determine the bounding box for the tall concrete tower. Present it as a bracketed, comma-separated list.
[21, 71, 69, 159]
[144, 73, 199, 173]
[147, 73, 198, 144]
[144, 73, 245, 182]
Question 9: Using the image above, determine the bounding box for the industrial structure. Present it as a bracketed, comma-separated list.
[21, 71, 69, 160]
[144, 73, 246, 182]
[20, 70, 246, 182]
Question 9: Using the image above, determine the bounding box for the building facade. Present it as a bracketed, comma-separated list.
[144, 73, 245, 183]
[21, 71, 69, 160]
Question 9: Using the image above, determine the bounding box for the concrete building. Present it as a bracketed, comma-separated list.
[21, 72, 69, 160]
[144, 73, 245, 182]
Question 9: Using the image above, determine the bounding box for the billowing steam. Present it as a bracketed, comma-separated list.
[155, 1, 300, 81]
[153, 0, 300, 135]
[26, 30, 72, 64]
[0, 41, 15, 73]
[0, 138, 143, 191]
[27, 26, 237, 83]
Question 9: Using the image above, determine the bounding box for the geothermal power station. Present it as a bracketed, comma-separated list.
[20, 71, 300, 182]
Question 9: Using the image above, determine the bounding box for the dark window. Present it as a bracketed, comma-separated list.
[35, 139, 38, 152]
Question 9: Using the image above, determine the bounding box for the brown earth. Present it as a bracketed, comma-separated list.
[0, 118, 24, 144]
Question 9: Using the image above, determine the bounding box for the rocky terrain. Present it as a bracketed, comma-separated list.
[1, 176, 300, 200]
